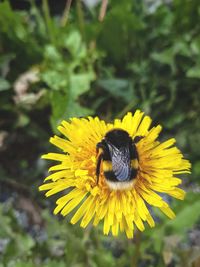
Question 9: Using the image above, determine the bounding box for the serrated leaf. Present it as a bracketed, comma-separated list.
[41, 70, 68, 91]
[69, 72, 95, 100]
[64, 31, 86, 58]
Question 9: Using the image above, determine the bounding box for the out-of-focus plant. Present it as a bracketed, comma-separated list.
[0, 192, 199, 266]
[86, 0, 200, 183]
[0, 0, 97, 132]
[0, 0, 200, 266]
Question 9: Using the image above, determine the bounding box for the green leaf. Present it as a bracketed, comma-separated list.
[186, 65, 200, 78]
[0, 78, 10, 91]
[14, 261, 35, 267]
[167, 192, 200, 233]
[151, 48, 175, 71]
[16, 234, 35, 254]
[50, 91, 93, 132]
[50, 90, 68, 130]
[145, 192, 200, 252]
[41, 69, 68, 91]
[0, 54, 15, 73]
[66, 100, 93, 118]
[63, 31, 86, 58]
[98, 78, 134, 103]
[69, 72, 95, 100]
[44, 45, 62, 62]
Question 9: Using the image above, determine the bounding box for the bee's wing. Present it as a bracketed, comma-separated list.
[108, 144, 131, 181]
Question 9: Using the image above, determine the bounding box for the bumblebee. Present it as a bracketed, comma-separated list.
[96, 129, 143, 190]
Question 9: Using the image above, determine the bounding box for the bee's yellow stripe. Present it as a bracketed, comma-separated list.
[103, 161, 112, 172]
[97, 147, 103, 157]
[131, 159, 139, 169]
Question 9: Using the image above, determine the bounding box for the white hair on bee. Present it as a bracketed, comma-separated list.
[106, 180, 134, 190]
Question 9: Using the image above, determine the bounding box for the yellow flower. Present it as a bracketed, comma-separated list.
[39, 110, 191, 238]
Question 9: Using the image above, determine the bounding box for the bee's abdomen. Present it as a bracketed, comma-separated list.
[129, 152, 139, 179]
[130, 167, 137, 179]
[130, 144, 139, 179]
[102, 160, 138, 182]
[102, 161, 112, 172]
[131, 159, 139, 170]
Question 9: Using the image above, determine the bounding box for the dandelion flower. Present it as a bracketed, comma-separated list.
[39, 110, 191, 238]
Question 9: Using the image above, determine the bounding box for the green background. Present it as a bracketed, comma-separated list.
[0, 0, 200, 266]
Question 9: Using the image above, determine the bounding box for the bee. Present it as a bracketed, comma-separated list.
[96, 129, 143, 190]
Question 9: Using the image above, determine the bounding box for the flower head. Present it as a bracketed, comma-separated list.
[39, 110, 191, 238]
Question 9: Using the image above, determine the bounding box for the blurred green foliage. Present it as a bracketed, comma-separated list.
[0, 0, 200, 266]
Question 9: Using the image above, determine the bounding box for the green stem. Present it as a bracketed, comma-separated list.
[131, 231, 142, 267]
[42, 0, 55, 44]
[76, 0, 85, 40]
[99, 0, 108, 21]
[116, 99, 137, 119]
[61, 0, 73, 27]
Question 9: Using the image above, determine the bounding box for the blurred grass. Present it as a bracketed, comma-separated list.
[0, 0, 200, 266]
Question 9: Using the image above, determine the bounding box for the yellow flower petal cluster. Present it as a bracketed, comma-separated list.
[39, 110, 191, 238]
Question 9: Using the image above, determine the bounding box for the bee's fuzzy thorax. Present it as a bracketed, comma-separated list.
[105, 128, 131, 148]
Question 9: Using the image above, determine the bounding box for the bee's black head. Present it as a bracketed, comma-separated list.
[105, 129, 131, 148]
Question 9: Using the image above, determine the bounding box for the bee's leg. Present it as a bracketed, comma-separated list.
[133, 135, 144, 144]
[131, 138, 141, 163]
[96, 153, 103, 185]
[96, 141, 106, 184]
